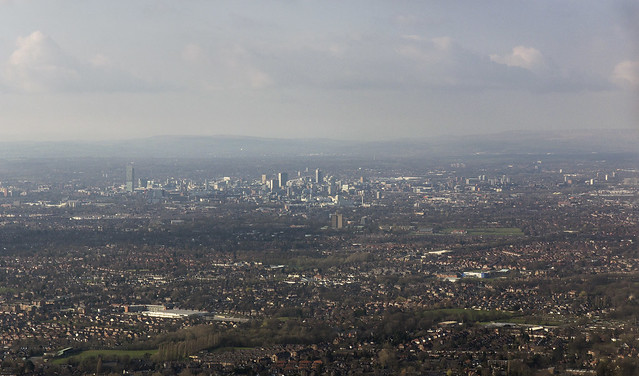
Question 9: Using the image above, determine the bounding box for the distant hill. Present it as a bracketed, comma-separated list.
[0, 129, 637, 159]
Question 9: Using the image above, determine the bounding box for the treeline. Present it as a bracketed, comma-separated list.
[238, 248, 373, 271]
[156, 332, 221, 361]
[152, 307, 515, 362]
[151, 318, 336, 361]
[364, 308, 513, 344]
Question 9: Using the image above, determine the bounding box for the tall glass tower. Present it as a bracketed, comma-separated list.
[126, 163, 135, 192]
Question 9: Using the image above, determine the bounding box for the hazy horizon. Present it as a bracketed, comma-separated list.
[0, 1, 637, 142]
[1, 127, 638, 143]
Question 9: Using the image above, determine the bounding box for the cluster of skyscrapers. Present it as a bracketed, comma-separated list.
[261, 172, 289, 192]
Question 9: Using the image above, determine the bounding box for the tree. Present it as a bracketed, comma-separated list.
[96, 356, 103, 375]
[378, 347, 398, 369]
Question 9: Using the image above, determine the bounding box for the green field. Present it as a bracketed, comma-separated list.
[53, 349, 157, 364]
[443, 227, 524, 236]
[502, 315, 565, 326]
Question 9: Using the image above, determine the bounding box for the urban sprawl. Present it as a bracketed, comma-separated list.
[0, 154, 637, 375]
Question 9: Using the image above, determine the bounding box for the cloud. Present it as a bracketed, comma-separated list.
[5, 31, 79, 92]
[181, 43, 207, 64]
[253, 34, 470, 90]
[89, 54, 112, 68]
[245, 32, 598, 93]
[221, 44, 274, 89]
[180, 42, 273, 90]
[395, 37, 451, 64]
[3, 31, 154, 93]
[390, 36, 550, 90]
[176, 33, 610, 94]
[490, 46, 546, 72]
[611, 59, 639, 89]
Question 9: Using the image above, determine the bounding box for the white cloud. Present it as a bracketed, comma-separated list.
[393, 36, 505, 88]
[222, 32, 605, 94]
[5, 31, 80, 92]
[490, 46, 546, 71]
[256, 34, 562, 91]
[611, 59, 639, 88]
[3, 31, 154, 93]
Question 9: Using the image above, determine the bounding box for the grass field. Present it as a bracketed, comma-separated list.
[442, 227, 524, 236]
[53, 349, 157, 364]
[502, 315, 564, 326]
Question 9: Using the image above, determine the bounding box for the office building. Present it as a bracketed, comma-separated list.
[330, 213, 343, 229]
[278, 172, 288, 188]
[126, 164, 135, 192]
[269, 179, 278, 192]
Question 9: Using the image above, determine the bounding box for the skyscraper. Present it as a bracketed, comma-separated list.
[330, 213, 343, 229]
[126, 163, 135, 192]
[269, 178, 278, 192]
[278, 172, 288, 188]
[315, 168, 323, 184]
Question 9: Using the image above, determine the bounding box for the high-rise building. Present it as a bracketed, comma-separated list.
[315, 168, 323, 184]
[278, 172, 288, 188]
[126, 163, 135, 192]
[269, 179, 278, 192]
[330, 213, 343, 229]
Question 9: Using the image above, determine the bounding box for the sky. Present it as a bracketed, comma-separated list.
[0, 0, 637, 142]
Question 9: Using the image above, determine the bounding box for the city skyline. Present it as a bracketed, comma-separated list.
[0, 151, 637, 373]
